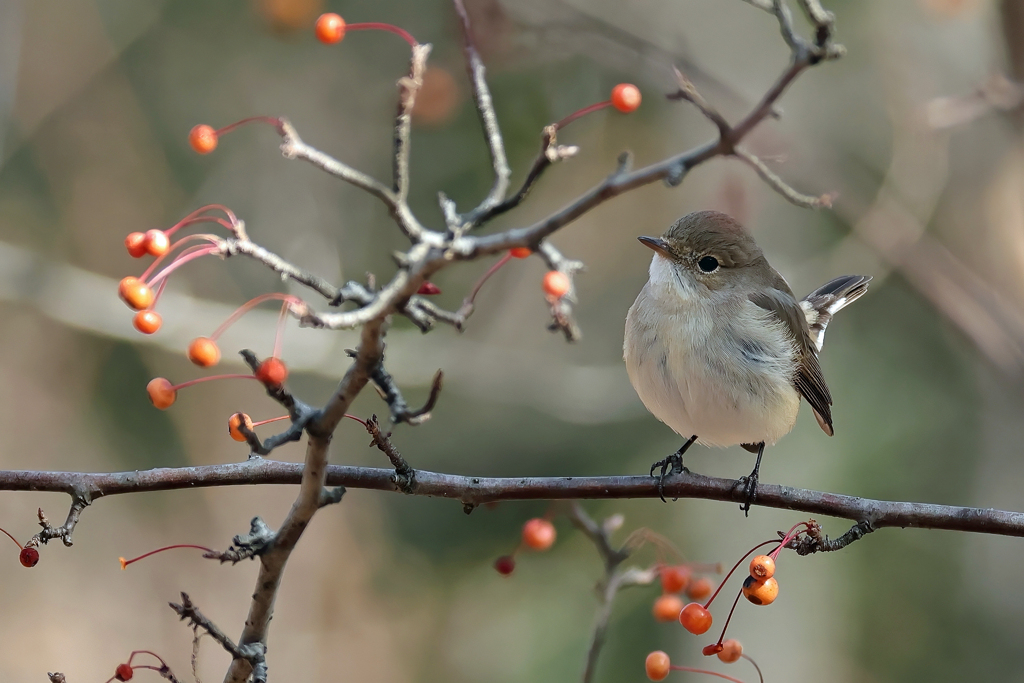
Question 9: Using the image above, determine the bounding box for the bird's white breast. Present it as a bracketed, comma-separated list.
[623, 256, 801, 447]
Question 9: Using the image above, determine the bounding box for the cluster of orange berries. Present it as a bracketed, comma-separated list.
[645, 642, 751, 682]
[652, 564, 716, 622]
[493, 517, 556, 575]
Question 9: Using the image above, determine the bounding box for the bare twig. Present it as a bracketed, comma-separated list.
[451, 0, 512, 229]
[355, 348, 444, 425]
[787, 520, 874, 555]
[29, 500, 87, 548]
[365, 414, 416, 492]
[204, 517, 275, 565]
[170, 593, 253, 665]
[734, 147, 835, 208]
[393, 44, 432, 211]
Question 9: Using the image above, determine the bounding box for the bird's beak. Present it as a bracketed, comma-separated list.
[638, 236, 673, 258]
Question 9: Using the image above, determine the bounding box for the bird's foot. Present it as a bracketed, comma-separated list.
[649, 453, 689, 502]
[734, 470, 759, 517]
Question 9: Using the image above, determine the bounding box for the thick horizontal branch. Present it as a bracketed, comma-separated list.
[5, 464, 1023, 538]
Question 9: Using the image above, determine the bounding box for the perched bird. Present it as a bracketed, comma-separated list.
[623, 211, 870, 511]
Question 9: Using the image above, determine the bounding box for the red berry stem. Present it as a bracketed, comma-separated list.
[147, 246, 220, 287]
[346, 22, 418, 47]
[168, 374, 258, 392]
[139, 235, 220, 282]
[213, 116, 284, 139]
[119, 544, 217, 569]
[709, 588, 744, 650]
[251, 415, 290, 428]
[0, 526, 24, 551]
[741, 655, 764, 683]
[126, 651, 167, 667]
[210, 293, 304, 342]
[769, 522, 812, 561]
[272, 301, 289, 359]
[668, 666, 745, 683]
[166, 205, 239, 236]
[554, 100, 612, 130]
[461, 252, 513, 310]
[703, 540, 779, 609]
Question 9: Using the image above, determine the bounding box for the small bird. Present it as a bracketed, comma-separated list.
[623, 211, 870, 511]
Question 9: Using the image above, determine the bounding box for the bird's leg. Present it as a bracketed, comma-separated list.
[735, 442, 765, 516]
[649, 435, 698, 502]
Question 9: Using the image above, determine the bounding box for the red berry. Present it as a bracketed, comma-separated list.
[509, 247, 532, 259]
[144, 229, 170, 257]
[125, 232, 148, 258]
[717, 639, 743, 664]
[133, 310, 162, 335]
[749, 554, 775, 580]
[679, 602, 712, 634]
[147, 377, 177, 410]
[610, 83, 641, 113]
[652, 593, 684, 622]
[542, 271, 570, 299]
[417, 281, 441, 295]
[119, 277, 155, 311]
[522, 518, 556, 550]
[686, 577, 713, 600]
[228, 412, 253, 442]
[645, 651, 671, 682]
[187, 337, 221, 367]
[189, 124, 218, 154]
[315, 13, 346, 43]
[115, 663, 134, 681]
[256, 357, 288, 387]
[494, 555, 516, 575]
[741, 576, 778, 606]
[660, 565, 691, 593]
[19, 547, 39, 568]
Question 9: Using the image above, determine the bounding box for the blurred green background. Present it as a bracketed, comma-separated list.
[1, 0, 1023, 681]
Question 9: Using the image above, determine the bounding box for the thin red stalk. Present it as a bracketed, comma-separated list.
[251, 415, 290, 428]
[669, 666, 746, 683]
[120, 544, 216, 567]
[150, 278, 169, 307]
[769, 522, 812, 561]
[740, 655, 764, 683]
[213, 116, 282, 138]
[272, 300, 289, 359]
[167, 205, 239, 236]
[712, 589, 744, 647]
[168, 374, 256, 392]
[0, 526, 22, 550]
[463, 252, 513, 308]
[703, 540, 779, 609]
[347, 22, 418, 47]
[140, 234, 219, 282]
[554, 100, 612, 130]
[147, 246, 219, 286]
[210, 293, 302, 341]
[127, 651, 167, 667]
[342, 413, 368, 427]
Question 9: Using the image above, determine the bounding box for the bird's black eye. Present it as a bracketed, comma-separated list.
[697, 256, 719, 273]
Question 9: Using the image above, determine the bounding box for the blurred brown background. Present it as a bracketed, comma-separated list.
[0, 0, 1022, 681]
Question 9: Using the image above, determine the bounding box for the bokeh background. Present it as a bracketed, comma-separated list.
[0, 0, 1022, 681]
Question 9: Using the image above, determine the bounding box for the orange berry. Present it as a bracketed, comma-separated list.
[146, 377, 176, 410]
[119, 277, 155, 311]
[522, 518, 556, 550]
[652, 593, 684, 622]
[19, 547, 39, 568]
[144, 229, 170, 257]
[717, 639, 743, 664]
[749, 554, 775, 581]
[228, 412, 254, 442]
[315, 12, 346, 43]
[187, 337, 221, 367]
[115, 663, 134, 681]
[542, 271, 570, 299]
[255, 357, 288, 386]
[679, 602, 712, 635]
[133, 310, 162, 335]
[660, 565, 691, 593]
[125, 232, 148, 258]
[509, 247, 532, 259]
[686, 576, 713, 600]
[645, 651, 671, 682]
[611, 83, 641, 113]
[741, 576, 778, 606]
[189, 124, 218, 154]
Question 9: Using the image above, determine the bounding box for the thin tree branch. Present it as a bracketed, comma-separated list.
[451, 0, 512, 229]
[733, 147, 834, 208]
[5, 465, 1024, 538]
[393, 44, 432, 211]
